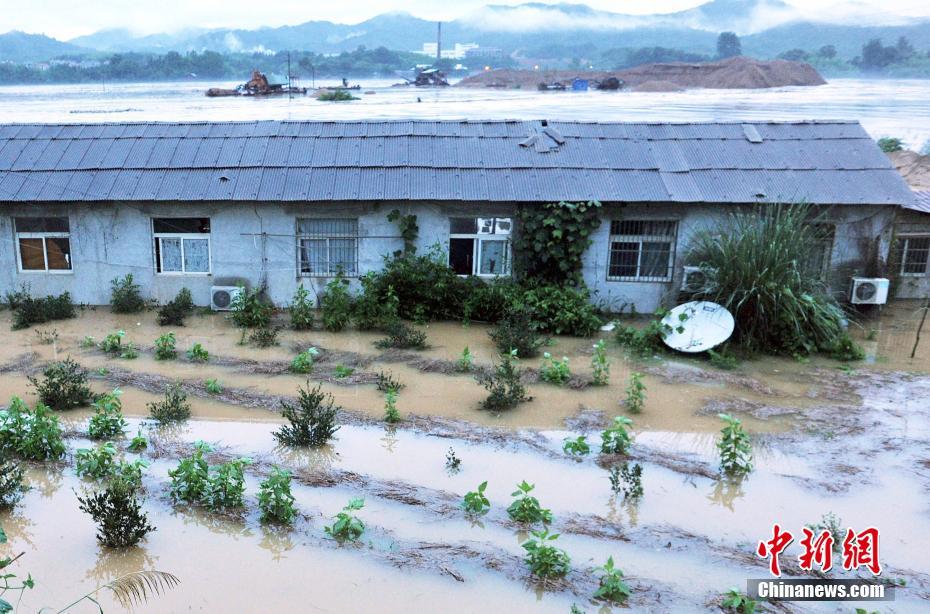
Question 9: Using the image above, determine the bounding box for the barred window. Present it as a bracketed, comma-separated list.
[899, 235, 930, 276]
[298, 218, 358, 277]
[607, 220, 677, 282]
[448, 217, 512, 277]
[153, 217, 211, 274]
[15, 216, 72, 273]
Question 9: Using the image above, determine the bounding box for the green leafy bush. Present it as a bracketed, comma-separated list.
[373, 320, 428, 350]
[258, 466, 297, 524]
[289, 284, 315, 330]
[229, 285, 272, 329]
[204, 378, 222, 394]
[128, 429, 148, 452]
[77, 475, 155, 548]
[76, 442, 119, 479]
[462, 481, 491, 516]
[609, 462, 643, 499]
[274, 383, 340, 446]
[169, 441, 211, 503]
[520, 284, 601, 336]
[708, 347, 740, 370]
[0, 397, 65, 461]
[562, 435, 590, 456]
[624, 372, 646, 413]
[375, 371, 404, 393]
[334, 364, 354, 378]
[368, 247, 470, 321]
[521, 529, 571, 578]
[600, 416, 634, 455]
[324, 497, 366, 541]
[290, 347, 320, 374]
[457, 347, 474, 372]
[462, 278, 521, 323]
[877, 136, 903, 153]
[825, 333, 865, 362]
[157, 288, 194, 326]
[320, 274, 353, 332]
[29, 358, 92, 410]
[478, 350, 531, 410]
[615, 316, 672, 357]
[540, 352, 571, 385]
[0, 458, 26, 508]
[717, 413, 753, 475]
[110, 274, 147, 313]
[488, 309, 545, 358]
[99, 329, 127, 355]
[10, 290, 75, 330]
[515, 200, 602, 284]
[593, 556, 631, 603]
[507, 480, 552, 524]
[186, 343, 209, 362]
[248, 326, 279, 348]
[383, 389, 401, 423]
[154, 332, 177, 360]
[147, 382, 191, 424]
[591, 339, 610, 385]
[353, 274, 399, 331]
[318, 89, 358, 101]
[87, 389, 128, 440]
[112, 458, 149, 491]
[206, 458, 251, 510]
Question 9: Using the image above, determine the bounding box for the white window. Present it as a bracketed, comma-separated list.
[899, 235, 930, 276]
[298, 218, 358, 277]
[153, 218, 211, 274]
[15, 217, 72, 273]
[607, 220, 677, 282]
[449, 217, 512, 277]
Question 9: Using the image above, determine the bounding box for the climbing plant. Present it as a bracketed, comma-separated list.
[514, 200, 602, 284]
[387, 209, 419, 255]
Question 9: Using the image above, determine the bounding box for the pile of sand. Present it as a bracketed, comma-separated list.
[889, 150, 930, 191]
[456, 56, 825, 91]
[632, 80, 684, 92]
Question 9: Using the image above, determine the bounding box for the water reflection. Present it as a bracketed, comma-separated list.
[707, 475, 748, 511]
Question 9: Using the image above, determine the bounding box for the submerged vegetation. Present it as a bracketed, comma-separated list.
[29, 358, 92, 410]
[7, 286, 75, 330]
[521, 529, 571, 579]
[0, 397, 65, 461]
[110, 274, 147, 313]
[147, 383, 192, 424]
[478, 350, 531, 410]
[717, 414, 754, 475]
[324, 498, 366, 541]
[507, 480, 552, 524]
[77, 475, 156, 548]
[275, 383, 340, 446]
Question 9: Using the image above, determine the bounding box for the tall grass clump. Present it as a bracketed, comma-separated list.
[687, 204, 853, 356]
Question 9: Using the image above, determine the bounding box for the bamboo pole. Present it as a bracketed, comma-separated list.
[912, 296, 930, 359]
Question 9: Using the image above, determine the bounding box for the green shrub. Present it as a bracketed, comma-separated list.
[157, 288, 194, 326]
[521, 529, 570, 578]
[877, 136, 903, 153]
[4, 284, 30, 309]
[206, 458, 252, 510]
[593, 556, 631, 603]
[0, 458, 26, 508]
[708, 347, 739, 370]
[445, 447, 462, 472]
[274, 383, 340, 447]
[154, 332, 177, 360]
[615, 316, 672, 357]
[462, 278, 521, 323]
[457, 347, 474, 372]
[462, 481, 491, 516]
[110, 274, 147, 313]
[383, 389, 401, 423]
[29, 358, 93, 410]
[119, 342, 139, 359]
[80, 336, 96, 349]
[591, 339, 610, 384]
[717, 413, 753, 475]
[324, 497, 366, 541]
[290, 347, 320, 374]
[806, 512, 844, 551]
[187, 343, 209, 362]
[369, 247, 470, 321]
[562, 435, 590, 456]
[87, 389, 128, 440]
[375, 370, 404, 393]
[333, 364, 354, 378]
[478, 350, 531, 410]
[520, 284, 601, 336]
[825, 333, 865, 362]
[248, 326, 279, 348]
[230, 285, 272, 328]
[0, 397, 66, 461]
[258, 466, 296, 524]
[624, 372, 646, 413]
[77, 475, 155, 547]
[600, 416, 634, 455]
[204, 378, 222, 394]
[169, 441, 211, 503]
[507, 480, 552, 524]
[373, 320, 428, 350]
[99, 329, 127, 355]
[514, 200, 601, 285]
[320, 274, 353, 332]
[76, 441, 119, 479]
[540, 352, 571, 385]
[112, 458, 149, 492]
[318, 89, 358, 101]
[11, 290, 75, 330]
[289, 284, 315, 330]
[488, 309, 545, 358]
[128, 429, 148, 452]
[147, 382, 191, 424]
[609, 462, 643, 499]
[353, 274, 399, 331]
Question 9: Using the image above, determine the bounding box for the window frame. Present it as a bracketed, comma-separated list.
[296, 218, 359, 278]
[15, 217, 73, 274]
[898, 234, 930, 277]
[151, 217, 212, 276]
[448, 217, 513, 278]
[606, 219, 678, 283]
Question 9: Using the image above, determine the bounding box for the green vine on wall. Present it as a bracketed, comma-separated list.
[514, 200, 602, 284]
[388, 209, 419, 256]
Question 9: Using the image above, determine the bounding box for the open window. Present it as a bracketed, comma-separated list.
[448, 217, 512, 277]
[298, 218, 358, 277]
[153, 217, 211, 274]
[607, 220, 677, 282]
[15, 216, 72, 273]
[898, 235, 930, 276]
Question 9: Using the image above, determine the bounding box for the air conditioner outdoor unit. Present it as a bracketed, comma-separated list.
[211, 286, 243, 311]
[849, 277, 889, 305]
[680, 266, 715, 294]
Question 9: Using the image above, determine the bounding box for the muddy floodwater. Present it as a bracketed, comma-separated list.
[1, 305, 929, 612]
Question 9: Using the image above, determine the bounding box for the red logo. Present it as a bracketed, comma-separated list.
[757, 525, 881, 577]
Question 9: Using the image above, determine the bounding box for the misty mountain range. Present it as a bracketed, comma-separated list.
[4, 0, 930, 63]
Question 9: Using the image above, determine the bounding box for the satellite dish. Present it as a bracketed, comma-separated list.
[661, 301, 735, 353]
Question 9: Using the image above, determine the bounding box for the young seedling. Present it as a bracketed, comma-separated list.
[0, 458, 26, 508]
[99, 330, 127, 355]
[462, 481, 491, 516]
[87, 389, 128, 440]
[383, 389, 401, 423]
[80, 336, 97, 349]
[539, 352, 571, 385]
[112, 458, 149, 491]
[0, 397, 66, 461]
[562, 435, 590, 457]
[258, 467, 297, 524]
[521, 529, 570, 579]
[147, 382, 191, 424]
[591, 339, 610, 385]
[806, 512, 844, 551]
[624, 372, 646, 413]
[119, 342, 139, 360]
[717, 413, 753, 475]
[204, 378, 222, 394]
[187, 343, 209, 362]
[593, 556, 631, 603]
[168, 441, 212, 503]
[721, 587, 758, 613]
[334, 364, 354, 378]
[274, 382, 340, 447]
[479, 349, 531, 410]
[600, 416, 634, 455]
[205, 458, 252, 510]
[507, 481, 552, 524]
[445, 447, 462, 472]
[609, 463, 643, 500]
[34, 328, 58, 345]
[75, 442, 119, 480]
[154, 332, 177, 360]
[324, 497, 366, 542]
[128, 429, 148, 453]
[458, 346, 474, 372]
[290, 347, 320, 374]
[376, 371, 405, 393]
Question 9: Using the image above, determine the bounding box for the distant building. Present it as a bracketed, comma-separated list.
[465, 47, 503, 59]
[417, 42, 479, 60]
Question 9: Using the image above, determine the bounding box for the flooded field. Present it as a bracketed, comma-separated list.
[1, 306, 929, 612]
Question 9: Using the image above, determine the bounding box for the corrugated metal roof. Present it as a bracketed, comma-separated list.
[906, 191, 930, 214]
[0, 119, 916, 206]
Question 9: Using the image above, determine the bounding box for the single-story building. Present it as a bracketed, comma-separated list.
[893, 190, 930, 300]
[0, 119, 917, 312]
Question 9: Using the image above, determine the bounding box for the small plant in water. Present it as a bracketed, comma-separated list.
[28, 358, 92, 410]
[721, 587, 758, 613]
[289, 284, 315, 330]
[154, 332, 177, 360]
[204, 378, 222, 394]
[609, 462, 643, 500]
[324, 497, 366, 542]
[591, 339, 610, 385]
[119, 342, 139, 360]
[562, 435, 590, 456]
[274, 382, 340, 446]
[147, 382, 191, 424]
[376, 370, 405, 393]
[521, 529, 570, 579]
[0, 397, 66, 461]
[99, 329, 127, 355]
[128, 429, 148, 453]
[110, 274, 147, 313]
[600, 416, 634, 455]
[75, 442, 119, 480]
[87, 389, 128, 440]
[507, 480, 552, 524]
[708, 347, 739, 370]
[334, 364, 354, 378]
[462, 481, 490, 516]
[187, 343, 209, 362]
[248, 326, 280, 348]
[624, 372, 646, 413]
[112, 458, 149, 491]
[717, 413, 753, 475]
[445, 447, 462, 472]
[539, 352, 571, 385]
[80, 335, 97, 349]
[806, 512, 844, 551]
[373, 320, 428, 350]
[206, 458, 252, 510]
[478, 349, 531, 410]
[457, 346, 474, 372]
[383, 389, 401, 423]
[593, 556, 631, 603]
[258, 466, 297, 524]
[0, 458, 27, 508]
[77, 475, 156, 548]
[290, 347, 320, 374]
[169, 441, 212, 503]
[34, 328, 58, 345]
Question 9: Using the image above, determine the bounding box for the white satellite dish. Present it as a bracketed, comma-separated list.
[661, 301, 735, 353]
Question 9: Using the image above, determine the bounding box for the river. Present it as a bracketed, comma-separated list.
[0, 77, 928, 148]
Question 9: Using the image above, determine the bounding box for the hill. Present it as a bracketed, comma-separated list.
[0, 31, 87, 62]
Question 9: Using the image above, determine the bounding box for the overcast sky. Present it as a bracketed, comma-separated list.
[7, 0, 930, 40]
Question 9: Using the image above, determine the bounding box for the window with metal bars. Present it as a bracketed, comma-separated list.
[297, 218, 359, 277]
[15, 216, 72, 273]
[898, 235, 930, 276]
[607, 219, 677, 282]
[153, 217, 211, 274]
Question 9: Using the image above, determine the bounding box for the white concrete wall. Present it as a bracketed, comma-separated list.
[893, 211, 930, 300]
[0, 201, 898, 313]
